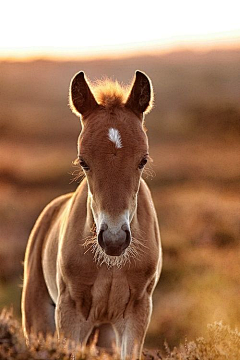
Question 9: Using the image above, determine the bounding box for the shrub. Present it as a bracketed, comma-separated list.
[1, 309, 240, 360]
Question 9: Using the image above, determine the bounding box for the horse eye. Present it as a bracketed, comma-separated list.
[79, 158, 90, 171]
[138, 157, 148, 169]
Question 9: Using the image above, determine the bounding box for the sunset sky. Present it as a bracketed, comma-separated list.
[1, 0, 240, 59]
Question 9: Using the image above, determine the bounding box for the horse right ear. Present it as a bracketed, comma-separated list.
[69, 71, 99, 117]
[125, 71, 153, 117]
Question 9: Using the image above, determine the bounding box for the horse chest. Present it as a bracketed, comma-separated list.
[89, 270, 130, 322]
[61, 247, 158, 322]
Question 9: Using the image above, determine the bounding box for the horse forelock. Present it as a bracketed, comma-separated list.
[91, 79, 129, 109]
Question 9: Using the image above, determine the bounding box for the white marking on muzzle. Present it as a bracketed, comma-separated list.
[83, 210, 147, 268]
[108, 128, 122, 149]
[98, 211, 129, 234]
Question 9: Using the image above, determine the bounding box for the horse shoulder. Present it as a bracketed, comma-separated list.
[24, 193, 73, 268]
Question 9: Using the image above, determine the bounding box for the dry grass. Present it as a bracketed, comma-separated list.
[1, 309, 240, 360]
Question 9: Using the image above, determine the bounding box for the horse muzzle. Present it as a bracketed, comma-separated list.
[98, 223, 131, 256]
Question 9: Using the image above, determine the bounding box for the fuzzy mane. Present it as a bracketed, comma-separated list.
[91, 79, 129, 109]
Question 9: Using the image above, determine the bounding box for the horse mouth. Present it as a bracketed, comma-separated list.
[104, 246, 126, 257]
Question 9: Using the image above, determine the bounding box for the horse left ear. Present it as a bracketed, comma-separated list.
[69, 71, 99, 117]
[125, 71, 153, 116]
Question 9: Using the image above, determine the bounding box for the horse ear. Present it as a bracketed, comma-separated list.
[69, 71, 98, 117]
[125, 71, 153, 116]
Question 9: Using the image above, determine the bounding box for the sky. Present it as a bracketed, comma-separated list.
[1, 0, 240, 59]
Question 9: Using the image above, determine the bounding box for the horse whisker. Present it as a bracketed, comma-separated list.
[80, 226, 149, 268]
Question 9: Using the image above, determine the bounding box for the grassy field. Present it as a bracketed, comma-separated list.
[1, 309, 240, 359]
[0, 49, 240, 351]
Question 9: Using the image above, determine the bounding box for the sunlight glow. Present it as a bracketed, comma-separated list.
[1, 0, 240, 59]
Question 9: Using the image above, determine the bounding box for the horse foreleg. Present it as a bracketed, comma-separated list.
[55, 291, 93, 346]
[116, 294, 152, 360]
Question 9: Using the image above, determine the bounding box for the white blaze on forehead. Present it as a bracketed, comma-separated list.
[108, 128, 122, 149]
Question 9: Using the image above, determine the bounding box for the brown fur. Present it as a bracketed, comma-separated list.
[22, 71, 162, 360]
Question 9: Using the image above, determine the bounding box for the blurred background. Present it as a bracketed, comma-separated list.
[0, 0, 240, 351]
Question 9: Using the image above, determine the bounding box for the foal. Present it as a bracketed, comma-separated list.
[22, 70, 162, 359]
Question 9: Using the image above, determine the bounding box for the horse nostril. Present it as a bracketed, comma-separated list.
[101, 223, 108, 231]
[121, 224, 129, 232]
[121, 224, 131, 248]
[98, 229, 105, 248]
[98, 223, 108, 249]
[124, 230, 131, 248]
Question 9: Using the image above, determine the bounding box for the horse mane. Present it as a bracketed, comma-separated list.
[91, 79, 130, 109]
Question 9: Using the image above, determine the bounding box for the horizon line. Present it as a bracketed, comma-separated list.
[1, 39, 240, 63]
